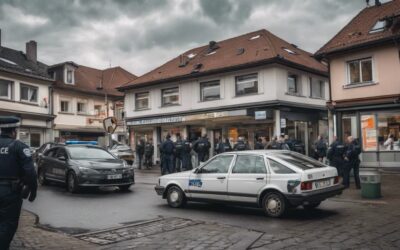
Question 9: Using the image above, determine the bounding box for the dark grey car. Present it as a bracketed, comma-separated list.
[37, 144, 135, 193]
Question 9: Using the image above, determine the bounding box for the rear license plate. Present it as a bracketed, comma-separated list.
[315, 179, 330, 188]
[107, 174, 122, 180]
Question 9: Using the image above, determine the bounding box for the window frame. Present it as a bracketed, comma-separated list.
[231, 154, 267, 174]
[66, 69, 73, 84]
[0, 79, 12, 100]
[161, 87, 179, 107]
[20, 83, 38, 103]
[346, 57, 374, 85]
[60, 100, 70, 113]
[200, 80, 220, 101]
[310, 78, 325, 99]
[235, 73, 258, 96]
[287, 74, 298, 94]
[135, 91, 150, 110]
[77, 101, 87, 114]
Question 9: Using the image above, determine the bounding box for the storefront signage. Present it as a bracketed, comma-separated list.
[255, 111, 267, 120]
[361, 115, 377, 151]
[127, 116, 183, 126]
[280, 118, 287, 128]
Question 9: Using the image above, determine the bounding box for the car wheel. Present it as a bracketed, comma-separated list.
[119, 185, 131, 191]
[67, 171, 79, 194]
[38, 168, 48, 186]
[262, 192, 286, 218]
[166, 186, 186, 208]
[303, 202, 321, 210]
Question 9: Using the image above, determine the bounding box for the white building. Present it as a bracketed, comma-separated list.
[0, 33, 54, 148]
[120, 29, 330, 161]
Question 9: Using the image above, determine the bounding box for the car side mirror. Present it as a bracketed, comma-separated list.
[58, 155, 66, 161]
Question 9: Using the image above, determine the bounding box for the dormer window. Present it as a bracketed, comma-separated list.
[66, 70, 73, 84]
[369, 20, 386, 33]
[64, 65, 75, 85]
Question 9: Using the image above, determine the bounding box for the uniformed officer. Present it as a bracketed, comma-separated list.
[343, 136, 361, 189]
[233, 137, 249, 151]
[0, 116, 37, 249]
[144, 139, 154, 169]
[181, 137, 192, 171]
[174, 134, 184, 172]
[314, 135, 328, 162]
[136, 139, 145, 170]
[160, 134, 175, 174]
[192, 134, 210, 165]
[327, 136, 345, 177]
[254, 137, 264, 150]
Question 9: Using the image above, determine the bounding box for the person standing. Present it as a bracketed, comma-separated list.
[343, 136, 361, 189]
[144, 139, 154, 169]
[136, 139, 145, 170]
[160, 134, 175, 174]
[174, 134, 184, 172]
[254, 137, 264, 150]
[0, 116, 37, 249]
[233, 137, 249, 151]
[192, 134, 210, 165]
[181, 138, 192, 171]
[384, 134, 395, 150]
[327, 136, 345, 177]
[314, 135, 328, 162]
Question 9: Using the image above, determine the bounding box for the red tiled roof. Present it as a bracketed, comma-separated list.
[54, 64, 137, 97]
[316, 0, 400, 56]
[120, 29, 327, 89]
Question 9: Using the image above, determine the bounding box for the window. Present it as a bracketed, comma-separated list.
[44, 148, 58, 158]
[66, 69, 73, 84]
[116, 106, 124, 120]
[19, 129, 41, 148]
[310, 78, 325, 98]
[370, 20, 386, 33]
[60, 101, 70, 112]
[232, 155, 266, 174]
[200, 80, 220, 101]
[347, 58, 373, 84]
[268, 159, 296, 174]
[271, 152, 325, 170]
[235, 73, 258, 96]
[94, 105, 103, 117]
[287, 74, 298, 94]
[200, 155, 234, 174]
[0, 79, 12, 99]
[20, 84, 38, 103]
[135, 92, 149, 110]
[376, 112, 400, 151]
[162, 87, 179, 106]
[77, 102, 86, 114]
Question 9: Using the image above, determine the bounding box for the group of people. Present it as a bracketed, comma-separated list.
[135, 139, 155, 170]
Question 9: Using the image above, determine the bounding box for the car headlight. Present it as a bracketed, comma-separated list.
[79, 166, 97, 174]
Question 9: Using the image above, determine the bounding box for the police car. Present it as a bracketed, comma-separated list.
[155, 150, 344, 217]
[37, 141, 135, 193]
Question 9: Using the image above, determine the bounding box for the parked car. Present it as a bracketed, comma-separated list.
[37, 141, 135, 193]
[109, 144, 134, 165]
[155, 150, 344, 217]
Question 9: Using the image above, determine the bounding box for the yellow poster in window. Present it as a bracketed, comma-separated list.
[361, 115, 377, 151]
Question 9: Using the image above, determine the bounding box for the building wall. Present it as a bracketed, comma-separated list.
[330, 45, 400, 101]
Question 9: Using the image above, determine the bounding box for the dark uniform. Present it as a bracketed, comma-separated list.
[136, 140, 145, 169]
[0, 116, 37, 249]
[254, 140, 264, 150]
[193, 136, 210, 164]
[343, 140, 361, 189]
[160, 137, 175, 174]
[327, 140, 345, 177]
[144, 142, 154, 169]
[181, 140, 192, 171]
[233, 140, 249, 151]
[174, 138, 184, 172]
[314, 139, 327, 161]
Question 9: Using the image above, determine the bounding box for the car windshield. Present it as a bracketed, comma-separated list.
[68, 147, 116, 160]
[271, 152, 325, 170]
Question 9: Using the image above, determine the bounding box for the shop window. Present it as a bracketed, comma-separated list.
[287, 74, 299, 94]
[135, 92, 149, 110]
[377, 112, 400, 151]
[162, 87, 179, 106]
[0, 79, 12, 100]
[361, 114, 378, 151]
[19, 129, 41, 148]
[235, 73, 258, 96]
[228, 127, 248, 145]
[200, 80, 220, 101]
[77, 102, 86, 114]
[342, 114, 358, 142]
[60, 100, 70, 113]
[20, 84, 38, 103]
[310, 78, 325, 99]
[232, 155, 266, 174]
[347, 58, 373, 85]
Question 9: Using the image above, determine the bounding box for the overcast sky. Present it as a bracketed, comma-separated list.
[0, 0, 374, 76]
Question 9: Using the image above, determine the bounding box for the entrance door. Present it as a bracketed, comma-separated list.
[295, 121, 309, 155]
[188, 154, 235, 201]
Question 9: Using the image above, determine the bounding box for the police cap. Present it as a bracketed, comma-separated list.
[0, 116, 21, 128]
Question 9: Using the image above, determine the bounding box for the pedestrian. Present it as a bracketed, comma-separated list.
[174, 133, 184, 172]
[254, 137, 264, 150]
[214, 137, 223, 155]
[343, 136, 361, 189]
[314, 135, 327, 162]
[144, 139, 154, 169]
[0, 116, 37, 249]
[160, 134, 175, 174]
[327, 136, 345, 177]
[233, 137, 249, 151]
[383, 134, 395, 150]
[181, 137, 192, 171]
[136, 139, 145, 169]
[192, 134, 210, 165]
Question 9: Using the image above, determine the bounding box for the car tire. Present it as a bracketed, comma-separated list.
[119, 185, 131, 191]
[166, 186, 186, 208]
[67, 171, 79, 194]
[303, 202, 321, 210]
[262, 192, 287, 218]
[38, 168, 48, 186]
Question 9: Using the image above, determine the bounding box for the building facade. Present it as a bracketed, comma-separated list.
[120, 30, 329, 162]
[0, 34, 55, 147]
[316, 0, 400, 168]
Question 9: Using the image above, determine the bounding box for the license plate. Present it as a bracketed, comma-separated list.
[315, 179, 330, 188]
[107, 174, 122, 180]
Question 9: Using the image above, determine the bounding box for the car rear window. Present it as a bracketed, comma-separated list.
[68, 147, 116, 160]
[270, 152, 325, 170]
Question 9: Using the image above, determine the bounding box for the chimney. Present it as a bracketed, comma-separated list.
[26, 40, 37, 63]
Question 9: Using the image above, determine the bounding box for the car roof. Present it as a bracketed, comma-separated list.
[219, 150, 292, 156]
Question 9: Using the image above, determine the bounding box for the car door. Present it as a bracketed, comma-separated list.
[228, 154, 268, 203]
[40, 147, 59, 180]
[52, 147, 69, 182]
[188, 154, 235, 201]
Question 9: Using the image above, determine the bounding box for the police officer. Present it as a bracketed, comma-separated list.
[144, 139, 154, 169]
[136, 139, 145, 170]
[0, 116, 37, 249]
[160, 134, 175, 174]
[174, 134, 184, 172]
[314, 135, 328, 162]
[327, 136, 345, 177]
[254, 137, 264, 150]
[181, 137, 192, 171]
[233, 137, 249, 151]
[192, 134, 210, 165]
[343, 136, 361, 189]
